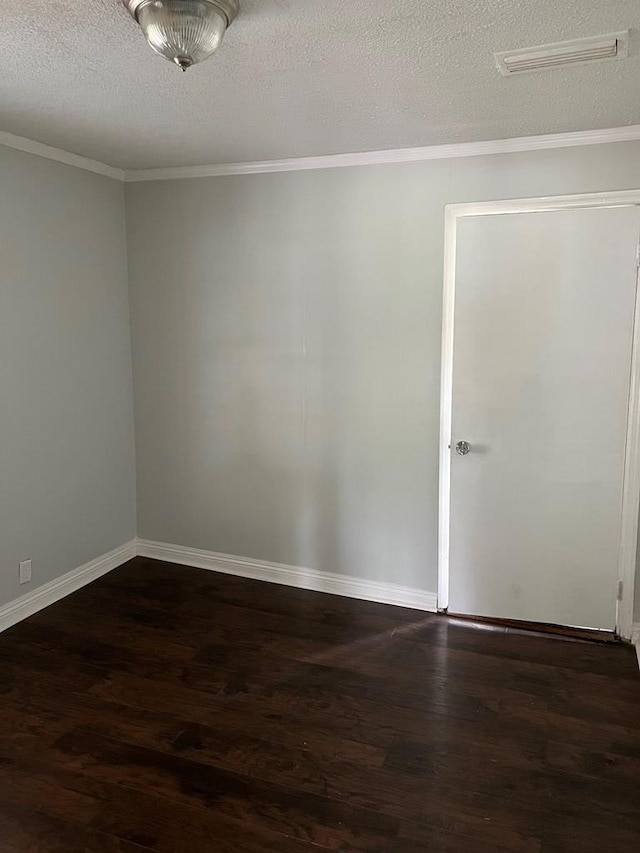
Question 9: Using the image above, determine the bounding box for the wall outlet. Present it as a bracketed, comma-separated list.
[19, 559, 32, 585]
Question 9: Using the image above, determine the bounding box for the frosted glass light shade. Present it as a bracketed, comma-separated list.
[123, 0, 239, 71]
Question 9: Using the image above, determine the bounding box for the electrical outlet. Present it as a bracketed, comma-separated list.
[19, 559, 32, 585]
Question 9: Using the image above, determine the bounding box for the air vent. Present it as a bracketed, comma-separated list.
[494, 31, 629, 77]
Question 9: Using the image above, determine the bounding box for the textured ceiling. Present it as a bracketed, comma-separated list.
[1, 0, 640, 170]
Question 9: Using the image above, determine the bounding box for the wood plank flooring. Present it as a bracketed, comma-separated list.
[0, 556, 638, 852]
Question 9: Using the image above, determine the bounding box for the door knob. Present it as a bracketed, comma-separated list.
[455, 440, 471, 456]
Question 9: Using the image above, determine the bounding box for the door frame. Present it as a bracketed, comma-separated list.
[438, 189, 640, 639]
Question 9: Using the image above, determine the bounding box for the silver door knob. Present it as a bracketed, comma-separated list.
[455, 441, 471, 456]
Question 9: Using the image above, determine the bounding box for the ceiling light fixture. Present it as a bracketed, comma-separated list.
[123, 0, 239, 71]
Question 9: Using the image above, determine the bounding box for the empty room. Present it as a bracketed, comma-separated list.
[2, 1, 640, 850]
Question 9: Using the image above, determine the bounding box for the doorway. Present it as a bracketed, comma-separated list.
[438, 192, 640, 638]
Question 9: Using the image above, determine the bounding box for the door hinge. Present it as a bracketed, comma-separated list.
[617, 580, 624, 601]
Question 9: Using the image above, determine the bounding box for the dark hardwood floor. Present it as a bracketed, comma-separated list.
[0, 557, 638, 852]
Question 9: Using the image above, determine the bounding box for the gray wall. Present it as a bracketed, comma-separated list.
[126, 141, 640, 599]
[0, 146, 136, 607]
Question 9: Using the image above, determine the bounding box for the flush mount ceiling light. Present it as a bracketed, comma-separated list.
[123, 0, 239, 71]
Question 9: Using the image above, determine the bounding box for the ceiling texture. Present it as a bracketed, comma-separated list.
[1, 0, 640, 170]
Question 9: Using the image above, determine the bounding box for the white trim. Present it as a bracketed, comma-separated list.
[0, 540, 136, 633]
[123, 125, 640, 182]
[618, 264, 640, 641]
[444, 189, 640, 219]
[439, 189, 640, 639]
[3, 125, 640, 184]
[632, 623, 640, 671]
[137, 539, 438, 612]
[0, 132, 124, 181]
[437, 204, 457, 612]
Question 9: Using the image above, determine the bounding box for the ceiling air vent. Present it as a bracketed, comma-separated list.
[494, 31, 629, 77]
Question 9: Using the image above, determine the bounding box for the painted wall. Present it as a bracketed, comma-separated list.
[0, 146, 136, 607]
[126, 141, 640, 601]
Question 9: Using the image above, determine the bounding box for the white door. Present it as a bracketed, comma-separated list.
[447, 206, 640, 630]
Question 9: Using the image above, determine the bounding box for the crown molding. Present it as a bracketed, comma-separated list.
[123, 124, 640, 182]
[0, 132, 124, 181]
[3, 124, 640, 185]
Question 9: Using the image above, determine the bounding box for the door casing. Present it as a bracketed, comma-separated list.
[438, 190, 640, 640]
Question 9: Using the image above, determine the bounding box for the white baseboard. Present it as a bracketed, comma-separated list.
[136, 539, 438, 612]
[0, 533, 631, 662]
[0, 540, 137, 633]
[0, 536, 435, 633]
